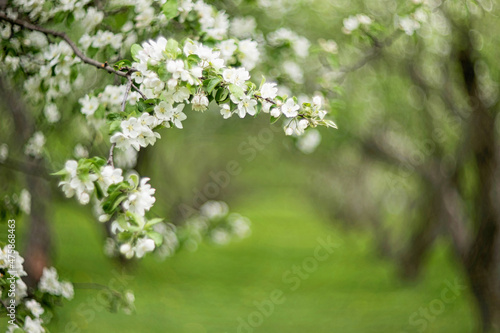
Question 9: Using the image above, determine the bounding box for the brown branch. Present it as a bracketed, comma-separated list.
[336, 30, 403, 83]
[131, 83, 147, 100]
[0, 158, 51, 180]
[0, 12, 134, 78]
[121, 77, 132, 112]
[253, 94, 276, 105]
[107, 143, 116, 167]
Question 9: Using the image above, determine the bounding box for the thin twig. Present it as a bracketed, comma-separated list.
[131, 83, 147, 100]
[0, 158, 51, 180]
[72, 282, 123, 298]
[253, 94, 276, 105]
[336, 30, 403, 84]
[107, 143, 116, 167]
[108, 77, 132, 167]
[121, 77, 133, 112]
[0, 12, 135, 78]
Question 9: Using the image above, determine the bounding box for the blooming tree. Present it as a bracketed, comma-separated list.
[0, 0, 337, 331]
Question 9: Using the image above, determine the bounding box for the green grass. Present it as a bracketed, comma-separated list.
[0, 129, 476, 332]
[36, 188, 475, 333]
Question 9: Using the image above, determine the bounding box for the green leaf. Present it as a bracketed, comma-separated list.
[89, 156, 107, 167]
[95, 182, 105, 200]
[228, 84, 245, 100]
[162, 0, 178, 20]
[145, 218, 164, 229]
[205, 77, 222, 94]
[128, 174, 139, 188]
[246, 81, 256, 92]
[126, 211, 142, 227]
[187, 54, 201, 67]
[215, 87, 229, 102]
[165, 39, 181, 59]
[51, 169, 67, 176]
[131, 44, 143, 61]
[259, 75, 266, 90]
[270, 115, 281, 124]
[113, 59, 132, 71]
[102, 192, 127, 214]
[109, 120, 122, 135]
[147, 231, 164, 247]
[117, 231, 133, 242]
[157, 65, 170, 81]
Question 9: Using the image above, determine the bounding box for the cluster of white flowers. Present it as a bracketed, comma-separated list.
[200, 200, 229, 219]
[396, 8, 429, 36]
[73, 143, 89, 159]
[78, 95, 99, 116]
[119, 237, 156, 259]
[0, 246, 27, 277]
[114, 147, 139, 169]
[1, 246, 75, 332]
[193, 0, 229, 40]
[284, 96, 331, 136]
[122, 176, 156, 217]
[111, 113, 162, 151]
[79, 30, 123, 50]
[58, 160, 124, 205]
[267, 28, 311, 58]
[342, 14, 373, 34]
[180, 201, 251, 248]
[39, 267, 74, 299]
[230, 16, 257, 39]
[19, 315, 44, 333]
[0, 143, 8, 162]
[153, 222, 179, 259]
[43, 103, 61, 123]
[19, 189, 31, 215]
[58, 160, 97, 204]
[41, 41, 80, 99]
[282, 60, 304, 84]
[24, 131, 45, 158]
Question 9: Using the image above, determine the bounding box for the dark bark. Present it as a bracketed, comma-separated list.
[398, 185, 440, 280]
[0, 77, 52, 287]
[459, 41, 500, 332]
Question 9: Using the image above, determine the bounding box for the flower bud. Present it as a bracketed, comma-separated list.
[192, 93, 209, 112]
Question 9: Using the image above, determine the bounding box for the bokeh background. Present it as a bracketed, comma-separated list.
[2, 0, 500, 332]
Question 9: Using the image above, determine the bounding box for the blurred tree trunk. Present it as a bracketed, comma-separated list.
[398, 185, 440, 280]
[0, 77, 52, 287]
[459, 44, 500, 332]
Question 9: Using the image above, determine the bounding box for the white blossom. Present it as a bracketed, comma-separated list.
[230, 16, 256, 39]
[220, 104, 232, 119]
[79, 95, 99, 116]
[24, 316, 45, 333]
[236, 95, 257, 118]
[260, 82, 278, 99]
[25, 131, 45, 158]
[19, 189, 31, 214]
[281, 98, 299, 118]
[192, 93, 209, 112]
[237, 39, 260, 70]
[134, 238, 155, 258]
[0, 143, 8, 162]
[26, 299, 44, 318]
[39, 267, 61, 295]
[44, 103, 61, 123]
[123, 177, 156, 216]
[60, 281, 74, 300]
[98, 166, 124, 192]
